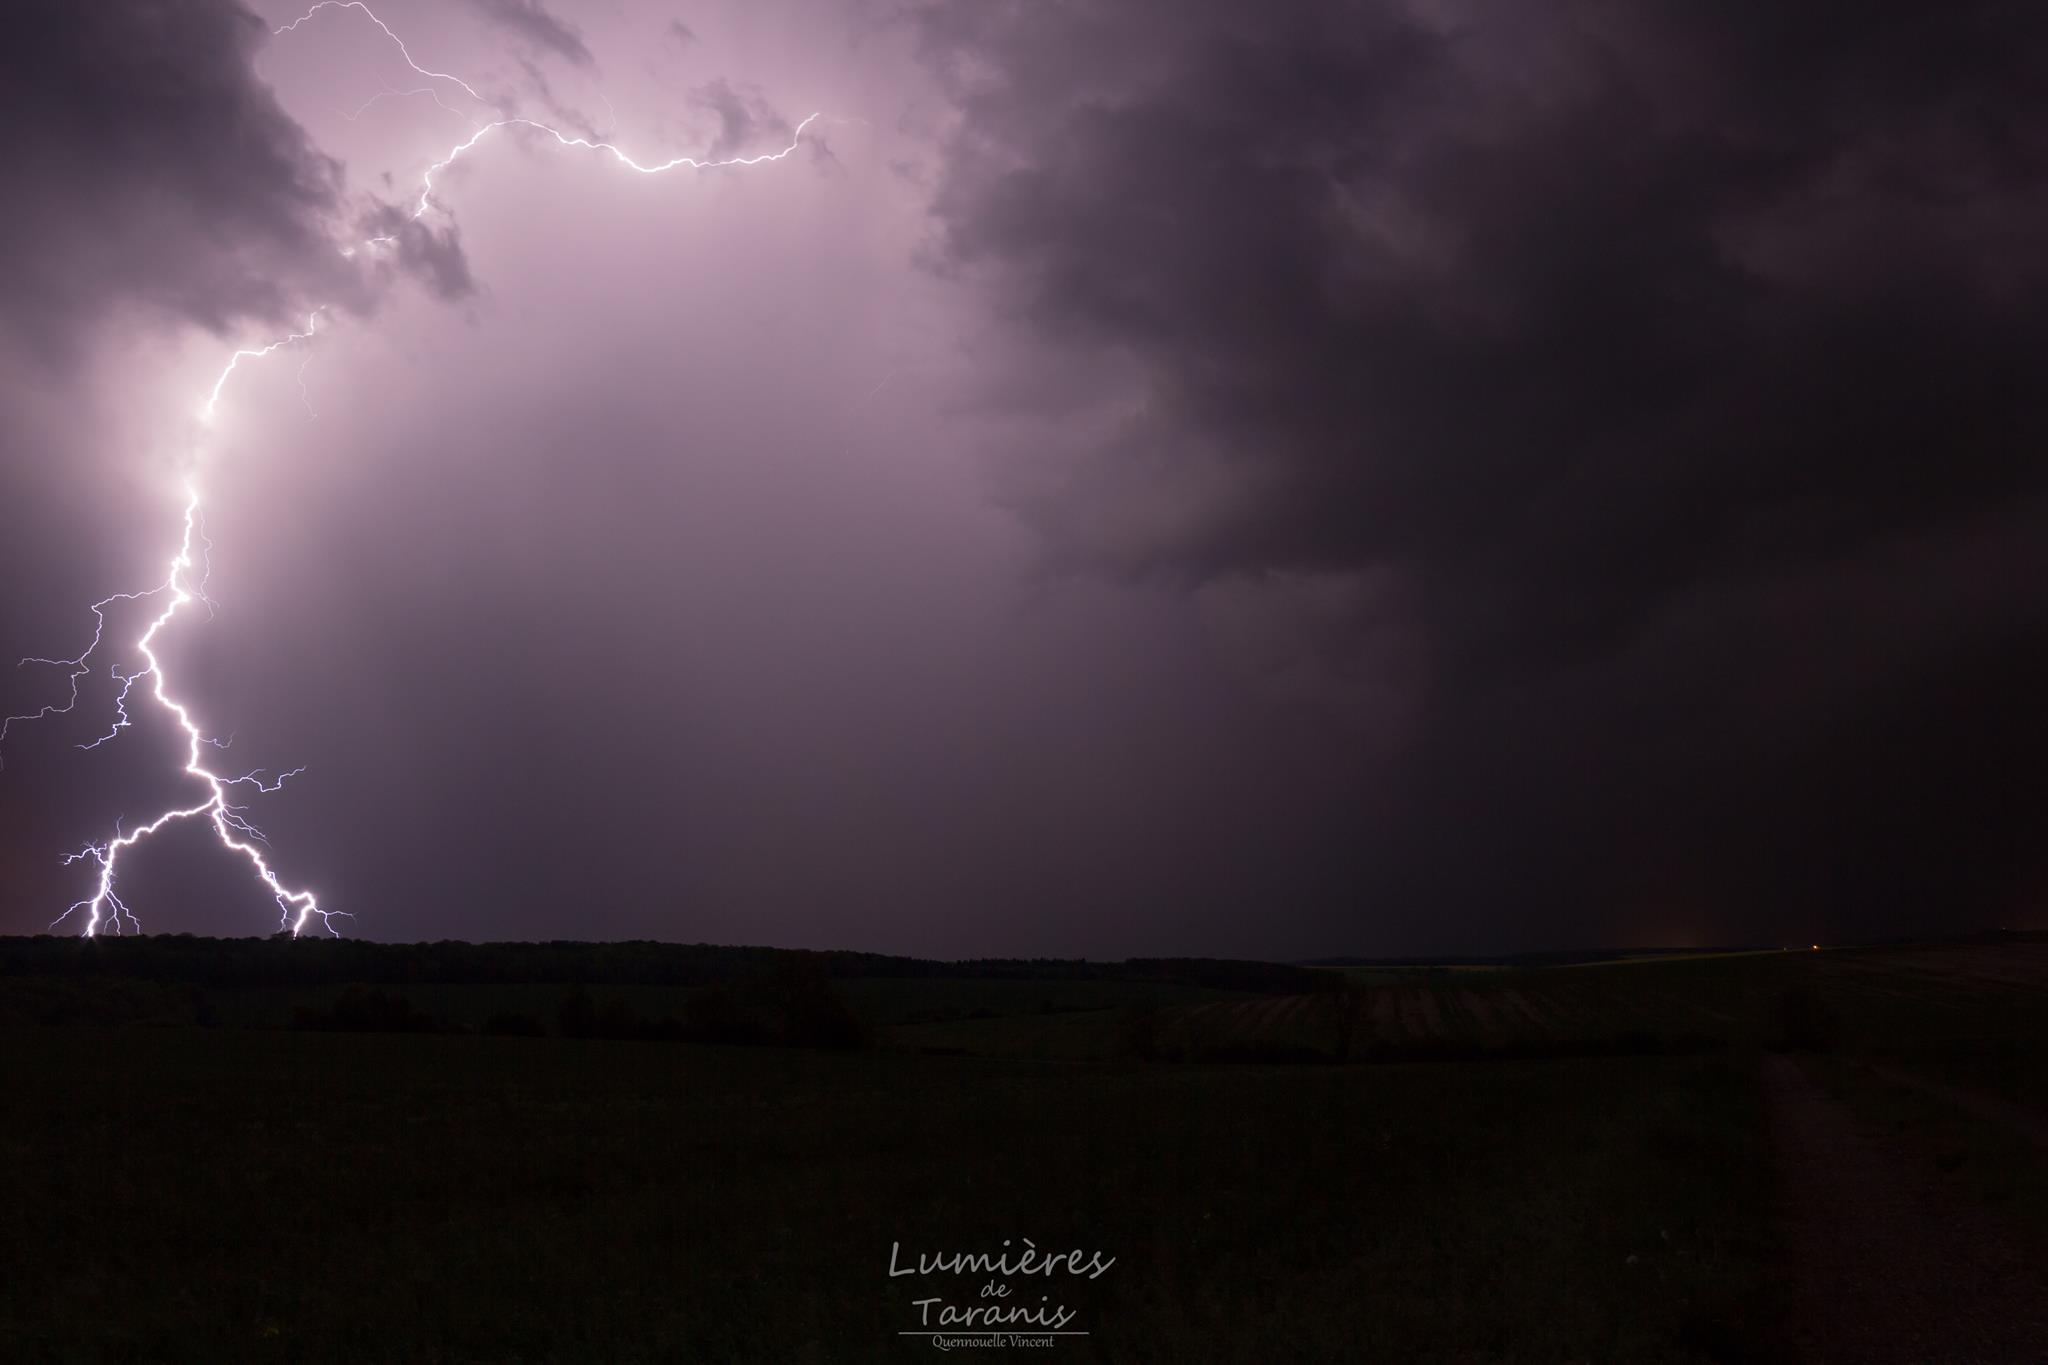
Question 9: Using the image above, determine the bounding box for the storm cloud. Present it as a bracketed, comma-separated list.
[0, 0, 361, 355]
[922, 0, 2047, 596]
[918, 0, 2048, 940]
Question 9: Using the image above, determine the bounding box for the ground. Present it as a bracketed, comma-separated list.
[1765, 1054, 2048, 1364]
[0, 934, 2043, 1361]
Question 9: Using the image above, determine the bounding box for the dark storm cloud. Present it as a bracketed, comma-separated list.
[920, 0, 2048, 941]
[463, 0, 594, 67]
[0, 0, 364, 355]
[922, 0, 2048, 602]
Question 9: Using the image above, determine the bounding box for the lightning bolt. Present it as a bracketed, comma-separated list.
[203, 310, 325, 423]
[4, 3, 818, 936]
[274, 1, 485, 101]
[408, 111, 822, 218]
[340, 86, 475, 126]
[39, 486, 333, 938]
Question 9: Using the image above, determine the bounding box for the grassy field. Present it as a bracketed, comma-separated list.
[0, 1031, 1773, 1363]
[182, 975, 1243, 1033]
[1798, 1050, 2048, 1260]
[1, 933, 2043, 1361]
[888, 938, 2048, 1067]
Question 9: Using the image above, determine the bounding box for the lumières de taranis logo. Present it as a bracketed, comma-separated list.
[889, 1238, 1116, 1349]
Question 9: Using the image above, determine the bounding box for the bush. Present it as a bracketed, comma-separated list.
[680, 963, 866, 1049]
[1114, 1002, 1161, 1061]
[292, 986, 440, 1034]
[481, 1009, 545, 1037]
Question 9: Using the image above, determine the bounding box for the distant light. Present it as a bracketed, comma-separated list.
[1810, 944, 1819, 951]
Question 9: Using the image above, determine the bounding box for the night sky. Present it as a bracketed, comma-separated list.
[1, 0, 2043, 956]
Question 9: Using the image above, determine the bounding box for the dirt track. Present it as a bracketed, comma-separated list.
[1765, 1055, 2048, 1364]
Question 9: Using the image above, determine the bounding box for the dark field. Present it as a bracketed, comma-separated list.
[885, 940, 2048, 1076]
[2, 934, 2044, 1362]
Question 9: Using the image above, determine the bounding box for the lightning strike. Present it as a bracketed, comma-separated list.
[204, 309, 324, 422]
[5, 3, 819, 936]
[274, 1, 485, 102]
[410, 110, 821, 218]
[30, 483, 337, 938]
[342, 86, 477, 126]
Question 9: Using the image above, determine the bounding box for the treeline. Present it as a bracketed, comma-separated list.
[0, 935, 1333, 994]
[0, 960, 866, 1049]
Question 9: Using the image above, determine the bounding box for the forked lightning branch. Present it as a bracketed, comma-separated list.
[1, 1, 816, 936]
